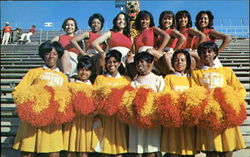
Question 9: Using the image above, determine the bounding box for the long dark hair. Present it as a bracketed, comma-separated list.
[111, 12, 131, 37]
[175, 10, 192, 30]
[159, 11, 176, 29]
[135, 10, 155, 31]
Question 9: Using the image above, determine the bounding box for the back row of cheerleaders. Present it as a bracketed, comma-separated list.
[12, 9, 246, 157]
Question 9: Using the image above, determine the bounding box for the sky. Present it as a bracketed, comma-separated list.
[0, 0, 249, 31]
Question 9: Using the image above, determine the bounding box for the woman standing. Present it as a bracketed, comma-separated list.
[91, 12, 133, 74]
[161, 50, 196, 157]
[51, 17, 80, 77]
[157, 11, 186, 74]
[175, 10, 206, 69]
[71, 13, 106, 74]
[192, 41, 246, 157]
[93, 50, 131, 157]
[129, 52, 165, 157]
[12, 41, 67, 157]
[194, 10, 232, 67]
[63, 56, 95, 157]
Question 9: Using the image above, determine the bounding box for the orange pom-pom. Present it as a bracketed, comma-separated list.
[156, 91, 182, 127]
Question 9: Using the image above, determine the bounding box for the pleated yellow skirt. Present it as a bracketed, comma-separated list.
[161, 126, 196, 155]
[91, 115, 128, 154]
[12, 121, 63, 153]
[63, 115, 94, 152]
[196, 126, 246, 152]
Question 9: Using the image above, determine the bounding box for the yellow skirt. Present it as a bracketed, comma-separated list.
[161, 126, 196, 155]
[63, 115, 94, 152]
[196, 126, 246, 152]
[12, 121, 63, 153]
[91, 115, 128, 154]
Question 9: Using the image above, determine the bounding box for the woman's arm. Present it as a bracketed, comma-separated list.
[154, 27, 170, 52]
[188, 28, 206, 49]
[209, 29, 232, 54]
[51, 36, 59, 42]
[91, 31, 111, 55]
[71, 32, 90, 56]
[170, 29, 186, 50]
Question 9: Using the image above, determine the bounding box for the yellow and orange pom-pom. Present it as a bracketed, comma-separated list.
[15, 85, 58, 127]
[213, 86, 247, 129]
[94, 85, 127, 116]
[199, 93, 224, 132]
[117, 85, 137, 124]
[68, 82, 95, 116]
[52, 86, 75, 124]
[133, 87, 157, 128]
[94, 86, 112, 115]
[156, 90, 182, 127]
[181, 86, 209, 126]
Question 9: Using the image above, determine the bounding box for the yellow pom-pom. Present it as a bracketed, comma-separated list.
[53, 86, 72, 112]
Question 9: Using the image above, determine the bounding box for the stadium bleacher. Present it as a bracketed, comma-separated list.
[0, 34, 249, 157]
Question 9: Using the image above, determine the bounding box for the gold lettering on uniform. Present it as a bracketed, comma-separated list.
[173, 86, 189, 92]
[201, 72, 224, 89]
[40, 72, 63, 86]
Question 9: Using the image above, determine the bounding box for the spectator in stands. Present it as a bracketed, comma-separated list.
[12, 41, 67, 157]
[52, 18, 80, 78]
[192, 41, 246, 157]
[19, 25, 36, 43]
[11, 27, 22, 44]
[1, 22, 12, 45]
[194, 10, 232, 67]
[71, 13, 106, 75]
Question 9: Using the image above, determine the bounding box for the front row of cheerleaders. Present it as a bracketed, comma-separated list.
[12, 40, 246, 157]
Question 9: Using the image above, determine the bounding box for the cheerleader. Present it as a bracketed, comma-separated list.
[194, 10, 232, 67]
[63, 56, 95, 157]
[175, 10, 206, 70]
[93, 50, 131, 157]
[51, 18, 80, 77]
[12, 41, 67, 157]
[191, 41, 246, 157]
[91, 12, 133, 75]
[161, 50, 196, 157]
[71, 13, 106, 75]
[157, 11, 186, 74]
[129, 52, 165, 157]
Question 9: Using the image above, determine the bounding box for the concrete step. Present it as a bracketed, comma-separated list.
[1, 61, 43, 65]
[0, 58, 42, 61]
[0, 54, 39, 58]
[1, 65, 40, 69]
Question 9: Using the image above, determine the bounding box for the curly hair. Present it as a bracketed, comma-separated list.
[88, 13, 105, 30]
[195, 10, 214, 30]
